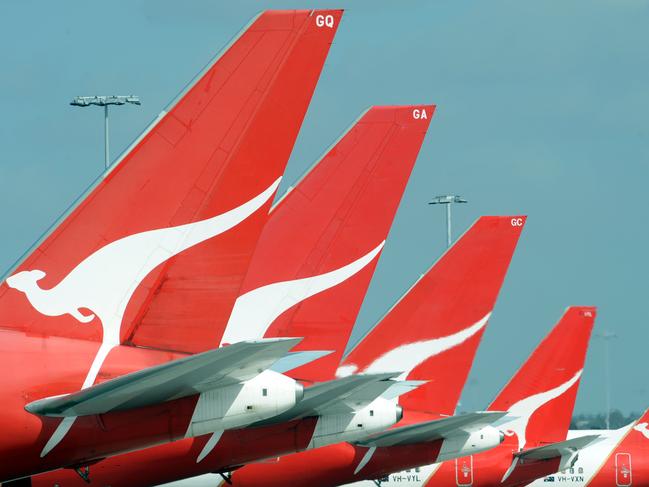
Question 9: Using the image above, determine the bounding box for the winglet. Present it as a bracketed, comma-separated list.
[270, 351, 334, 374]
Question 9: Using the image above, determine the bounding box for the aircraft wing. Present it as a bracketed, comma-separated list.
[514, 435, 601, 461]
[25, 338, 300, 417]
[357, 411, 507, 447]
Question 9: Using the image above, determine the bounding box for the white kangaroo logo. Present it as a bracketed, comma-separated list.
[499, 370, 582, 483]
[336, 313, 490, 380]
[501, 370, 582, 452]
[220, 241, 385, 345]
[634, 422, 649, 440]
[6, 178, 280, 456]
[7, 270, 95, 323]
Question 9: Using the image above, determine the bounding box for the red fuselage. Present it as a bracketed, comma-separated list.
[0, 329, 315, 482]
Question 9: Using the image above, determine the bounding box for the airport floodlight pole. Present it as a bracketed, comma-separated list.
[428, 195, 468, 247]
[595, 331, 617, 429]
[70, 95, 141, 169]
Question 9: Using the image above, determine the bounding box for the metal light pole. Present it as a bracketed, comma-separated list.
[428, 195, 468, 247]
[70, 95, 141, 169]
[596, 331, 617, 429]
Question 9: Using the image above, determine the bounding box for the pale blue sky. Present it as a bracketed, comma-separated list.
[1, 1, 648, 414]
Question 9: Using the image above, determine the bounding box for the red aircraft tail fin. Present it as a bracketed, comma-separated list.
[0, 10, 341, 353]
[222, 105, 435, 382]
[339, 216, 526, 414]
[590, 406, 649, 485]
[489, 306, 596, 449]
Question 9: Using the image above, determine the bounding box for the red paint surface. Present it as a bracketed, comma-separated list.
[203, 217, 527, 487]
[343, 216, 526, 414]
[424, 306, 596, 487]
[589, 408, 649, 486]
[29, 101, 436, 486]
[0, 9, 339, 481]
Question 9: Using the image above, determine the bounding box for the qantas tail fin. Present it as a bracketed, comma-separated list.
[578, 406, 649, 486]
[338, 216, 526, 414]
[489, 306, 596, 450]
[220, 106, 434, 382]
[0, 10, 341, 353]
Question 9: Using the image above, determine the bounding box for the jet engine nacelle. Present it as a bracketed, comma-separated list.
[437, 425, 504, 462]
[309, 397, 403, 449]
[186, 370, 303, 437]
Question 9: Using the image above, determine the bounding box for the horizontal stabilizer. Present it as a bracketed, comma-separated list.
[515, 434, 600, 461]
[358, 411, 507, 447]
[316, 377, 422, 415]
[301, 373, 399, 417]
[256, 373, 399, 425]
[26, 338, 301, 417]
